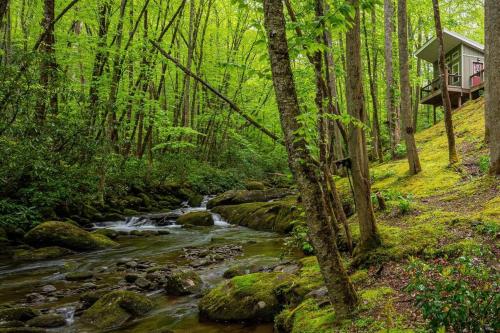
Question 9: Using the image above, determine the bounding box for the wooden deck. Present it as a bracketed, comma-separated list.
[420, 72, 485, 108]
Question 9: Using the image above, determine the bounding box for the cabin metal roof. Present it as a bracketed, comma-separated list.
[415, 29, 484, 63]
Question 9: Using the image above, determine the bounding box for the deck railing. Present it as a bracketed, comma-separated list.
[470, 69, 485, 88]
[421, 74, 462, 100]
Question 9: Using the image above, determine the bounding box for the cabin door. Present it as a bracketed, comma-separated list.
[472, 62, 484, 87]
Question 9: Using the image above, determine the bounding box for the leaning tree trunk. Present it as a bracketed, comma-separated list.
[485, 0, 500, 175]
[398, 0, 421, 174]
[262, 0, 358, 319]
[345, 0, 381, 257]
[36, 0, 57, 123]
[432, 0, 458, 164]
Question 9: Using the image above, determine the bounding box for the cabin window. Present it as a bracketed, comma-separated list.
[452, 50, 459, 61]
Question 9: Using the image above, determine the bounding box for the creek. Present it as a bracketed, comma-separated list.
[0, 196, 292, 332]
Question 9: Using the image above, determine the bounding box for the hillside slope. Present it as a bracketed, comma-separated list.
[282, 97, 499, 332]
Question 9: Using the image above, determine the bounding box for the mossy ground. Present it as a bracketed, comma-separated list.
[279, 98, 499, 332]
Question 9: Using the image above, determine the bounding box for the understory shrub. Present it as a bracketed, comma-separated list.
[406, 256, 499, 333]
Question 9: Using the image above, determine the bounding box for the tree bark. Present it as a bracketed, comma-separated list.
[345, 0, 381, 256]
[485, 0, 500, 175]
[262, 0, 358, 319]
[398, 0, 421, 174]
[432, 0, 459, 164]
[36, 0, 58, 123]
[384, 0, 399, 158]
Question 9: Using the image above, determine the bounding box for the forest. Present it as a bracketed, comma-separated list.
[0, 0, 498, 332]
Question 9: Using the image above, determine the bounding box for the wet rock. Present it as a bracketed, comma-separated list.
[157, 230, 171, 235]
[117, 258, 132, 265]
[81, 282, 97, 289]
[65, 271, 94, 281]
[0, 321, 24, 328]
[207, 188, 294, 209]
[125, 261, 138, 269]
[80, 290, 109, 308]
[176, 212, 214, 227]
[26, 314, 66, 328]
[0, 328, 47, 332]
[41, 285, 56, 293]
[25, 293, 45, 304]
[273, 264, 300, 275]
[125, 273, 140, 283]
[81, 290, 153, 329]
[24, 221, 117, 252]
[164, 269, 202, 296]
[91, 229, 119, 240]
[134, 277, 151, 290]
[129, 230, 158, 237]
[0, 307, 40, 322]
[13, 247, 73, 262]
[223, 264, 262, 279]
[304, 287, 328, 300]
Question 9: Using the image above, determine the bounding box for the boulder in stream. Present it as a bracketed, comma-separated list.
[24, 221, 118, 252]
[80, 290, 153, 330]
[26, 314, 66, 328]
[176, 212, 214, 227]
[164, 269, 203, 295]
[199, 272, 296, 323]
[0, 307, 40, 322]
[13, 246, 73, 262]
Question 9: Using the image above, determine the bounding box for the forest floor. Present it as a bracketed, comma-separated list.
[284, 97, 499, 332]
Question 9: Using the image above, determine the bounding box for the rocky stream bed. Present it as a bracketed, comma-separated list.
[0, 190, 306, 333]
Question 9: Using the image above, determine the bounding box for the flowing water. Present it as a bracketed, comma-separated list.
[0, 197, 291, 332]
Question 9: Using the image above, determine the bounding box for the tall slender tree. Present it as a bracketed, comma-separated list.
[432, 0, 458, 164]
[384, 0, 399, 158]
[36, 0, 57, 123]
[262, 0, 358, 319]
[346, 0, 381, 256]
[485, 0, 500, 175]
[398, 0, 421, 174]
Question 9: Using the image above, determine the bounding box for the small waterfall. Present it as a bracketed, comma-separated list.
[56, 306, 76, 325]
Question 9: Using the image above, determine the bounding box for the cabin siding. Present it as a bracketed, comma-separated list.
[462, 44, 485, 89]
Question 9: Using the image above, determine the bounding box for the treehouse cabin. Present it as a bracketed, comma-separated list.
[415, 30, 485, 109]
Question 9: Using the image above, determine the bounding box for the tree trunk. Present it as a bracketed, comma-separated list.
[345, 0, 381, 256]
[262, 0, 358, 319]
[432, 0, 459, 164]
[384, 0, 399, 158]
[36, 0, 57, 123]
[363, 7, 383, 163]
[398, 0, 421, 174]
[485, 0, 500, 174]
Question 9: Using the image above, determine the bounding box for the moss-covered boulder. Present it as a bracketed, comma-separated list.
[211, 198, 302, 233]
[0, 307, 39, 322]
[223, 264, 262, 279]
[165, 269, 203, 295]
[13, 247, 73, 262]
[80, 290, 154, 330]
[26, 314, 66, 328]
[176, 212, 214, 227]
[207, 189, 294, 209]
[91, 228, 119, 240]
[244, 181, 266, 190]
[198, 272, 295, 323]
[24, 221, 118, 252]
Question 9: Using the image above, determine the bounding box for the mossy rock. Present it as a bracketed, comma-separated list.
[24, 221, 118, 252]
[212, 198, 302, 233]
[223, 264, 262, 279]
[164, 269, 203, 295]
[124, 196, 144, 209]
[244, 181, 266, 190]
[0, 328, 46, 333]
[92, 228, 120, 240]
[198, 272, 295, 323]
[177, 212, 214, 227]
[65, 271, 94, 281]
[0, 307, 40, 322]
[80, 290, 154, 330]
[26, 314, 66, 328]
[207, 189, 295, 209]
[13, 246, 73, 262]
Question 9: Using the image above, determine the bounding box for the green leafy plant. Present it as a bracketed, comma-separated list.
[479, 155, 490, 174]
[406, 257, 499, 333]
[283, 220, 313, 256]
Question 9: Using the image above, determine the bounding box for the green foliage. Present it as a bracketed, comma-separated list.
[478, 155, 490, 174]
[283, 220, 314, 256]
[406, 257, 499, 333]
